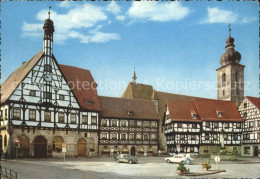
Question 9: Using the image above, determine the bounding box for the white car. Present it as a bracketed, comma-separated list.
[165, 154, 194, 164]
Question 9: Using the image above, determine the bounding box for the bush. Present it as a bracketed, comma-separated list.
[201, 160, 211, 169]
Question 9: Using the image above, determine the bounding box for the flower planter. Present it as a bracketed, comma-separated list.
[178, 170, 184, 175]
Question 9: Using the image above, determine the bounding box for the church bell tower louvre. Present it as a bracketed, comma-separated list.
[216, 24, 245, 107]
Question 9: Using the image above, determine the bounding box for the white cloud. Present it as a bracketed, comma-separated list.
[116, 15, 126, 21]
[22, 3, 120, 44]
[58, 1, 76, 8]
[106, 1, 121, 15]
[201, 7, 256, 24]
[201, 7, 237, 24]
[127, 1, 190, 22]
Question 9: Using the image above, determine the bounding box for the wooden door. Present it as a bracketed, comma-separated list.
[34, 136, 47, 158]
[77, 138, 86, 157]
[131, 146, 135, 156]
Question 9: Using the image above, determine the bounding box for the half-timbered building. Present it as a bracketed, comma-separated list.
[98, 96, 159, 156]
[164, 98, 243, 156]
[0, 13, 100, 158]
[238, 96, 260, 157]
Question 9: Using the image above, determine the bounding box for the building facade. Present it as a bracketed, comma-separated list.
[1, 13, 100, 158]
[164, 98, 243, 156]
[98, 97, 159, 156]
[238, 96, 260, 157]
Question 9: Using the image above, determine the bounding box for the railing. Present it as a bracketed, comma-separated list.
[1, 167, 17, 179]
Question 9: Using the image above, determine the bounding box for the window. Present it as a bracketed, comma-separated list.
[143, 134, 149, 140]
[0, 110, 3, 121]
[233, 134, 238, 140]
[129, 120, 135, 127]
[58, 112, 64, 123]
[128, 111, 133, 116]
[244, 147, 250, 155]
[192, 124, 197, 129]
[224, 123, 229, 129]
[243, 134, 249, 140]
[29, 110, 36, 121]
[43, 92, 52, 100]
[244, 112, 247, 118]
[111, 133, 117, 140]
[44, 111, 51, 122]
[4, 135, 7, 147]
[82, 115, 88, 124]
[204, 147, 209, 153]
[258, 120, 260, 127]
[258, 132, 260, 139]
[101, 119, 107, 127]
[121, 134, 127, 140]
[213, 134, 218, 140]
[144, 121, 150, 128]
[249, 122, 254, 128]
[235, 72, 239, 82]
[87, 101, 93, 106]
[102, 133, 107, 139]
[13, 108, 21, 120]
[91, 116, 97, 125]
[177, 123, 182, 128]
[222, 73, 226, 85]
[129, 133, 134, 140]
[44, 64, 52, 72]
[59, 95, 65, 100]
[111, 119, 118, 127]
[151, 122, 157, 128]
[180, 147, 184, 153]
[190, 147, 194, 153]
[121, 120, 127, 127]
[151, 134, 156, 140]
[71, 113, 76, 124]
[52, 136, 63, 153]
[191, 135, 196, 140]
[192, 114, 197, 119]
[224, 134, 227, 140]
[217, 111, 222, 117]
[206, 122, 210, 128]
[137, 121, 142, 127]
[244, 103, 247, 108]
[136, 133, 142, 140]
[205, 133, 209, 140]
[5, 109, 7, 118]
[180, 135, 185, 140]
[236, 123, 241, 128]
[29, 90, 36, 97]
[214, 122, 219, 128]
[223, 90, 225, 96]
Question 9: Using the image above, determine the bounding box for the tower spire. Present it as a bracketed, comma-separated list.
[48, 6, 51, 19]
[228, 24, 231, 37]
[132, 67, 137, 85]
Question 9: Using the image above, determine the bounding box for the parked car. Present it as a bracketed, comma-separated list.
[165, 154, 194, 164]
[114, 154, 138, 164]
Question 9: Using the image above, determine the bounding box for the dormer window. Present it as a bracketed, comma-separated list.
[191, 113, 197, 119]
[217, 111, 223, 117]
[128, 111, 133, 116]
[44, 64, 52, 73]
[87, 101, 93, 106]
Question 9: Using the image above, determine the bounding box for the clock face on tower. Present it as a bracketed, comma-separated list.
[44, 74, 53, 82]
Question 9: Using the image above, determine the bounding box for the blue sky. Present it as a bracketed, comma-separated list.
[1, 1, 259, 99]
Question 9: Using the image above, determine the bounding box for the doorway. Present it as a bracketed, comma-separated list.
[34, 136, 47, 158]
[131, 146, 135, 156]
[77, 138, 86, 157]
[254, 146, 258, 156]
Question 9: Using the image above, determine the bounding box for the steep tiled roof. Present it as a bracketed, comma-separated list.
[193, 98, 243, 122]
[122, 82, 153, 100]
[1, 51, 44, 103]
[246, 96, 260, 109]
[99, 96, 158, 120]
[167, 101, 201, 122]
[60, 65, 101, 112]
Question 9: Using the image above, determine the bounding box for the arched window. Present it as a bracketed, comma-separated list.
[235, 72, 239, 82]
[223, 90, 225, 96]
[4, 135, 7, 147]
[222, 73, 226, 85]
[52, 136, 63, 152]
[122, 146, 129, 154]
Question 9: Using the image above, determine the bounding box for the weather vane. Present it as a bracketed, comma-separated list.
[228, 24, 231, 37]
[48, 6, 51, 19]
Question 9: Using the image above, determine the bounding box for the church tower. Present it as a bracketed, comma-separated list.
[216, 25, 245, 107]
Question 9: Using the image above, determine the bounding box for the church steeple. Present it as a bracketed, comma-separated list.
[43, 6, 55, 55]
[216, 24, 245, 107]
[132, 67, 137, 85]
